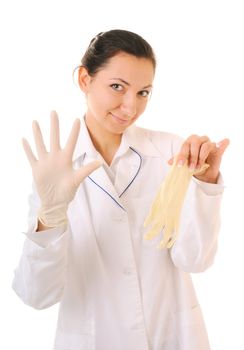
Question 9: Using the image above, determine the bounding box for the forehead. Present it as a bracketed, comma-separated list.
[95, 52, 154, 86]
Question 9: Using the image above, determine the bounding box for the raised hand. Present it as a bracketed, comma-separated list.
[22, 111, 102, 227]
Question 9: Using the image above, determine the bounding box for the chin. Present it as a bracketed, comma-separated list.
[108, 125, 126, 135]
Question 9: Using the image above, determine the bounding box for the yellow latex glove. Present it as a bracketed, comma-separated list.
[144, 157, 209, 249]
[22, 111, 102, 227]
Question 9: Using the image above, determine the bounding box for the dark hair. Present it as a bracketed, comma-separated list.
[76, 29, 156, 77]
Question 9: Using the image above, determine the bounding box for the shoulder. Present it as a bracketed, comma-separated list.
[133, 124, 184, 157]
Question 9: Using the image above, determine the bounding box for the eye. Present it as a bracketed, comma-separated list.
[110, 83, 124, 91]
[139, 90, 151, 97]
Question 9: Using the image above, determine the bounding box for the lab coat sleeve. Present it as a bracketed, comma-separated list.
[12, 184, 70, 309]
[170, 175, 224, 273]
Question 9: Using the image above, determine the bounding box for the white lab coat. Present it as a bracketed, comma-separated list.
[13, 117, 224, 350]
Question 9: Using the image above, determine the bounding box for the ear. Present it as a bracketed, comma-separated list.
[78, 66, 92, 93]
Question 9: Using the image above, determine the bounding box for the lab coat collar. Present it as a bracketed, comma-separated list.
[72, 116, 161, 208]
[82, 146, 142, 209]
[73, 115, 162, 162]
[72, 116, 99, 162]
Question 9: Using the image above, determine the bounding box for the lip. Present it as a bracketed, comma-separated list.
[110, 113, 129, 125]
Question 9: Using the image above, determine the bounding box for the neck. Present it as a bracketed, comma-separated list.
[84, 115, 122, 166]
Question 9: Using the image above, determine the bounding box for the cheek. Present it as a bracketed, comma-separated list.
[136, 99, 148, 116]
[88, 90, 121, 112]
[87, 93, 103, 113]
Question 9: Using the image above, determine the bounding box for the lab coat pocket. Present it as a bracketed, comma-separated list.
[54, 330, 94, 350]
[173, 304, 202, 326]
[172, 304, 210, 350]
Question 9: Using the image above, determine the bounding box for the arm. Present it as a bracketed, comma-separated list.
[170, 176, 224, 272]
[169, 135, 229, 272]
[12, 111, 101, 309]
[12, 185, 69, 309]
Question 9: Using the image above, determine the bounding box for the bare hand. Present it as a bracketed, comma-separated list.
[168, 135, 230, 183]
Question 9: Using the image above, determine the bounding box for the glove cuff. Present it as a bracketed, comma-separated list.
[38, 204, 68, 228]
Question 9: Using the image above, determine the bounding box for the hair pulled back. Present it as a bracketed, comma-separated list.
[79, 29, 156, 76]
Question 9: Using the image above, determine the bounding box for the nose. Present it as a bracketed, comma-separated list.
[120, 92, 137, 118]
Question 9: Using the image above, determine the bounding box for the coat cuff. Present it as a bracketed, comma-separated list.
[23, 216, 67, 248]
[192, 173, 224, 196]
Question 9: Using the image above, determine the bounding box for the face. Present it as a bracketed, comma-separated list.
[79, 52, 155, 136]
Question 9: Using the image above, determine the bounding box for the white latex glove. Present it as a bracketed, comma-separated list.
[22, 111, 102, 227]
[144, 156, 209, 249]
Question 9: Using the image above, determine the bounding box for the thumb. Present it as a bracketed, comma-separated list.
[74, 160, 103, 185]
[217, 138, 230, 157]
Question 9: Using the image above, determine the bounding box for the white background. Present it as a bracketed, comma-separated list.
[0, 0, 243, 349]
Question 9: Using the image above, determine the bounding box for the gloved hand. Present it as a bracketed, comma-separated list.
[22, 110, 102, 227]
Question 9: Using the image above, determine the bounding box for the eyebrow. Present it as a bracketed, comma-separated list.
[109, 78, 153, 89]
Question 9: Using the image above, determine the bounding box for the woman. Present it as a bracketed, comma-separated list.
[13, 29, 229, 350]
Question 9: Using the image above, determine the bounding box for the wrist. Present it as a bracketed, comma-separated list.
[194, 172, 219, 184]
[38, 203, 68, 228]
[36, 219, 54, 231]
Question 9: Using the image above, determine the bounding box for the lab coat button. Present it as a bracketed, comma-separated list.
[123, 268, 133, 275]
[113, 214, 126, 222]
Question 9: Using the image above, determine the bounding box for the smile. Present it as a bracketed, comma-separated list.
[110, 113, 129, 125]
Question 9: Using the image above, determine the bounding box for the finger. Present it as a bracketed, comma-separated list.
[196, 141, 215, 169]
[177, 141, 191, 166]
[22, 138, 37, 166]
[188, 136, 210, 169]
[74, 160, 103, 186]
[50, 110, 60, 152]
[32, 120, 47, 157]
[216, 138, 230, 156]
[64, 119, 81, 157]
